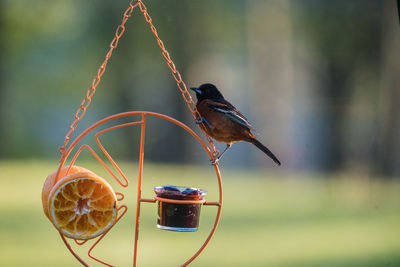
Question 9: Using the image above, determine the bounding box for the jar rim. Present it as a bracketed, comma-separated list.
[154, 185, 207, 200]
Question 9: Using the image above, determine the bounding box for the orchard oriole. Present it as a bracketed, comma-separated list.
[190, 83, 281, 166]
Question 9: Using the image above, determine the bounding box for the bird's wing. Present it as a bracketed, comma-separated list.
[208, 102, 253, 130]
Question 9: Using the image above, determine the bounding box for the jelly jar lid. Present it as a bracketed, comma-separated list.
[154, 185, 207, 200]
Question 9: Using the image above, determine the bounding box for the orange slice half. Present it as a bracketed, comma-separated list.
[42, 166, 118, 240]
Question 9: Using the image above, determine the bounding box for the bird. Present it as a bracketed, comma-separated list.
[190, 83, 281, 166]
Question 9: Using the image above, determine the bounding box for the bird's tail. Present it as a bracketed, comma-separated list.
[249, 138, 281, 166]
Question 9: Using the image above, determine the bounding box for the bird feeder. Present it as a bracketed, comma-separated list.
[44, 111, 222, 267]
[42, 1, 224, 266]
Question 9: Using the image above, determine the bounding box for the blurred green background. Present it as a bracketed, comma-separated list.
[0, 0, 399, 266]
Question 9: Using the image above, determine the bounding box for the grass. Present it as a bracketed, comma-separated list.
[0, 160, 400, 266]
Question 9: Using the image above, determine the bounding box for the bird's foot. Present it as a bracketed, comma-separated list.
[194, 117, 212, 128]
[210, 156, 220, 165]
[210, 144, 231, 165]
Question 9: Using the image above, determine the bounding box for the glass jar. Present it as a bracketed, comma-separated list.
[154, 185, 207, 232]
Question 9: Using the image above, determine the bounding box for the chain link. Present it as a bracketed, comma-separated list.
[59, 0, 218, 159]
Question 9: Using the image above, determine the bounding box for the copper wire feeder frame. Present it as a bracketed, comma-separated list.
[50, 0, 224, 266]
[55, 112, 223, 266]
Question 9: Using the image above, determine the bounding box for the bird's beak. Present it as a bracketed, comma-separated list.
[190, 87, 202, 94]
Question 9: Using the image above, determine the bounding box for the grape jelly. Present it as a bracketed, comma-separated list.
[154, 185, 207, 232]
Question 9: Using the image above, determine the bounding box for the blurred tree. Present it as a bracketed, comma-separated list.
[146, 0, 190, 163]
[375, 0, 400, 177]
[246, 0, 293, 168]
[398, 0, 400, 23]
[0, 0, 4, 158]
[291, 0, 384, 172]
[92, 0, 139, 160]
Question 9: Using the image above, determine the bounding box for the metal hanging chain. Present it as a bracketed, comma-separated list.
[136, 1, 219, 157]
[59, 0, 219, 159]
[58, 0, 139, 156]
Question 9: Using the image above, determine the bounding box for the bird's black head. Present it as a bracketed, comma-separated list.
[190, 83, 224, 102]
